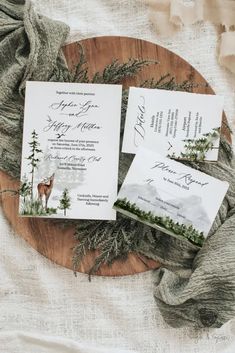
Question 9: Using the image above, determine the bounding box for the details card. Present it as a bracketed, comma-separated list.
[19, 81, 122, 220]
[122, 87, 224, 161]
[114, 147, 229, 245]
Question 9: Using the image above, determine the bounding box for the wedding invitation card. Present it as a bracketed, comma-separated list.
[19, 81, 122, 220]
[114, 147, 229, 245]
[122, 87, 224, 161]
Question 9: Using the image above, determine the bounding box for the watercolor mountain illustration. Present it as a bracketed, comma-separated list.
[115, 183, 211, 246]
[117, 183, 210, 233]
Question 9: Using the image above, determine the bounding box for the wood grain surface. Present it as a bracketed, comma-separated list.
[0, 36, 231, 276]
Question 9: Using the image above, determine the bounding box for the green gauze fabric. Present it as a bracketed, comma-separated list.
[0, 0, 69, 177]
[1, 0, 235, 330]
[136, 142, 235, 328]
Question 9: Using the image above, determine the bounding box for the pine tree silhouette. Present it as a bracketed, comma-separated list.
[59, 188, 71, 216]
[26, 130, 43, 201]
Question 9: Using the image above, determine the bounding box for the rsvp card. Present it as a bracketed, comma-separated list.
[114, 147, 229, 245]
[19, 81, 122, 220]
[122, 88, 224, 161]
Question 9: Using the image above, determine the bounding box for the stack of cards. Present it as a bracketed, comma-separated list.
[19, 82, 229, 246]
[116, 87, 228, 245]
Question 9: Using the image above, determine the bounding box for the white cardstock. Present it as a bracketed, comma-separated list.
[114, 147, 229, 243]
[19, 81, 122, 220]
[122, 87, 224, 161]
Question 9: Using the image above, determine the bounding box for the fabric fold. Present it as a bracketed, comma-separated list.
[0, 0, 235, 332]
[147, 0, 235, 73]
[0, 0, 70, 177]
[138, 141, 235, 328]
[0, 331, 135, 353]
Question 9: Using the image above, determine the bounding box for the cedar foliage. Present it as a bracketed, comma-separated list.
[70, 44, 198, 276]
[3, 42, 219, 276]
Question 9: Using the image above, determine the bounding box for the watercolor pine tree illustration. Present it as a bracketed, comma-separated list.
[114, 197, 204, 246]
[20, 129, 43, 215]
[20, 130, 57, 216]
[27, 129, 43, 201]
[20, 174, 31, 203]
[180, 128, 220, 161]
[168, 128, 220, 161]
[59, 188, 71, 216]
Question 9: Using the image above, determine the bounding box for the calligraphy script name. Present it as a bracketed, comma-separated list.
[43, 116, 101, 134]
[150, 161, 209, 187]
[49, 100, 99, 118]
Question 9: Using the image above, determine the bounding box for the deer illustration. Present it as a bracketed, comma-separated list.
[37, 173, 55, 211]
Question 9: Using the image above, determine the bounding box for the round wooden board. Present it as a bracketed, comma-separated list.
[0, 36, 231, 276]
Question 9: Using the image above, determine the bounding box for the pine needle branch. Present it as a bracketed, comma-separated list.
[72, 216, 153, 278]
[222, 120, 233, 135]
[141, 74, 195, 92]
[70, 42, 90, 83]
[91, 58, 157, 84]
[10, 41, 233, 276]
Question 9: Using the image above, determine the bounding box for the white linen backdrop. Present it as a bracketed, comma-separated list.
[0, 1, 235, 352]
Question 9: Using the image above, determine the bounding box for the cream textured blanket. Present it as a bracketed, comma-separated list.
[1, 0, 235, 352]
[146, 0, 235, 74]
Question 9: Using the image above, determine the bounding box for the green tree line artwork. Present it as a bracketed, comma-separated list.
[19, 130, 71, 217]
[114, 198, 205, 246]
[168, 128, 220, 161]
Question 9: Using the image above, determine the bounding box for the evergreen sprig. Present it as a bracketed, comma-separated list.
[55, 43, 156, 85]
[91, 58, 156, 84]
[70, 43, 89, 83]
[73, 216, 153, 278]
[67, 47, 209, 274]
[4, 41, 219, 275]
[141, 74, 195, 92]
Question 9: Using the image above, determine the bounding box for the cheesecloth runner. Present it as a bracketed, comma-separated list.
[0, 0, 235, 351]
[0, 0, 69, 176]
[146, 0, 235, 74]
